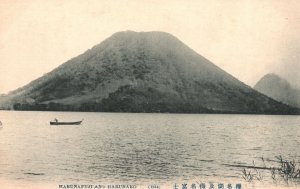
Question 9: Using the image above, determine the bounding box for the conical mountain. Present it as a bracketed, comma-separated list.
[254, 73, 300, 108]
[1, 31, 298, 114]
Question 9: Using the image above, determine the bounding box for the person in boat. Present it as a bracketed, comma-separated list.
[54, 118, 58, 122]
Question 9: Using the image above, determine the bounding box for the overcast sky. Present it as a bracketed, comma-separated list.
[0, 0, 299, 94]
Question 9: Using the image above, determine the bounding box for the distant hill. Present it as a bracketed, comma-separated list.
[0, 31, 299, 114]
[254, 73, 300, 108]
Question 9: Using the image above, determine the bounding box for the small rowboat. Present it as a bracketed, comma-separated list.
[50, 119, 83, 125]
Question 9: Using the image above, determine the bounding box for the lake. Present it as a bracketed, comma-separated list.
[0, 111, 299, 188]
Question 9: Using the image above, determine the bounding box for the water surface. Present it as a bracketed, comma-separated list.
[0, 111, 299, 188]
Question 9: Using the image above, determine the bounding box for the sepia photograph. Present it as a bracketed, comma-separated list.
[0, 0, 300, 188]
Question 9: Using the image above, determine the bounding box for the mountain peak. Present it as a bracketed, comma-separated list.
[262, 73, 284, 80]
[1, 32, 299, 114]
[111, 30, 176, 37]
[108, 31, 183, 46]
[254, 73, 300, 108]
[256, 73, 291, 89]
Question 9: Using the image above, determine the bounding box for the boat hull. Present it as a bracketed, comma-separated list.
[50, 121, 82, 125]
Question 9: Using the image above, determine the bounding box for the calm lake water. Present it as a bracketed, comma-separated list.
[0, 111, 299, 188]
